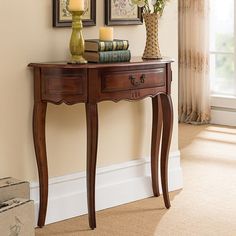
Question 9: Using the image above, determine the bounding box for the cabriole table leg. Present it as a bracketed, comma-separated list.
[160, 93, 173, 209]
[33, 101, 48, 227]
[86, 103, 98, 230]
[151, 95, 163, 197]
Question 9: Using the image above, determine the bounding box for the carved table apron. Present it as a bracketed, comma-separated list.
[29, 58, 174, 229]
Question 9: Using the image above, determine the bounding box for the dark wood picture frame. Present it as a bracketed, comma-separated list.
[105, 0, 143, 26]
[53, 0, 96, 27]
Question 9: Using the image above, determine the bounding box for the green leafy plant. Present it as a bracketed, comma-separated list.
[131, 0, 170, 15]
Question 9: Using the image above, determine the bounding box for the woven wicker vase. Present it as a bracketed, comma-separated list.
[142, 13, 162, 59]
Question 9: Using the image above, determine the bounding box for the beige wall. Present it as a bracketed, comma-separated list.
[0, 0, 178, 181]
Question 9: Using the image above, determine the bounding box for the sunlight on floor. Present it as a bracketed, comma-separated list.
[179, 124, 236, 163]
[153, 123, 236, 235]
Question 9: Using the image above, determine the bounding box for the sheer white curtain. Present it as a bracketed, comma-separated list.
[179, 0, 210, 124]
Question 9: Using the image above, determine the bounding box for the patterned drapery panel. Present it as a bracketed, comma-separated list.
[179, 0, 210, 124]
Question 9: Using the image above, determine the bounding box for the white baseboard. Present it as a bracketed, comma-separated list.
[211, 107, 236, 126]
[30, 151, 182, 225]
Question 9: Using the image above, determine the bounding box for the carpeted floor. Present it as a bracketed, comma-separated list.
[36, 124, 236, 236]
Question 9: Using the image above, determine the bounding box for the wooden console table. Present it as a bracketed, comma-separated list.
[29, 58, 174, 230]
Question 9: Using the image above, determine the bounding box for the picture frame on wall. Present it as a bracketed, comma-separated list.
[105, 0, 143, 26]
[53, 0, 96, 27]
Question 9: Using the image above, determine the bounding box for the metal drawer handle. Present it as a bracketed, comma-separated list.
[140, 74, 146, 83]
[129, 74, 146, 87]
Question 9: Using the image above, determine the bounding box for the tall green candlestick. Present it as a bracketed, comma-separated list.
[69, 11, 87, 64]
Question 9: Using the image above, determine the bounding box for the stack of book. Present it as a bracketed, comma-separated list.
[84, 39, 131, 63]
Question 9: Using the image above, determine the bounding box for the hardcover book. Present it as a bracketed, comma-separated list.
[85, 39, 129, 52]
[84, 50, 131, 63]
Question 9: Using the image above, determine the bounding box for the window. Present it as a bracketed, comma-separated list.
[209, 0, 235, 96]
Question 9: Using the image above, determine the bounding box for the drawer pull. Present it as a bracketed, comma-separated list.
[129, 75, 146, 87]
[140, 74, 146, 83]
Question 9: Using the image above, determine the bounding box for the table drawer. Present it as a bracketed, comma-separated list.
[101, 68, 166, 93]
[41, 68, 87, 104]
